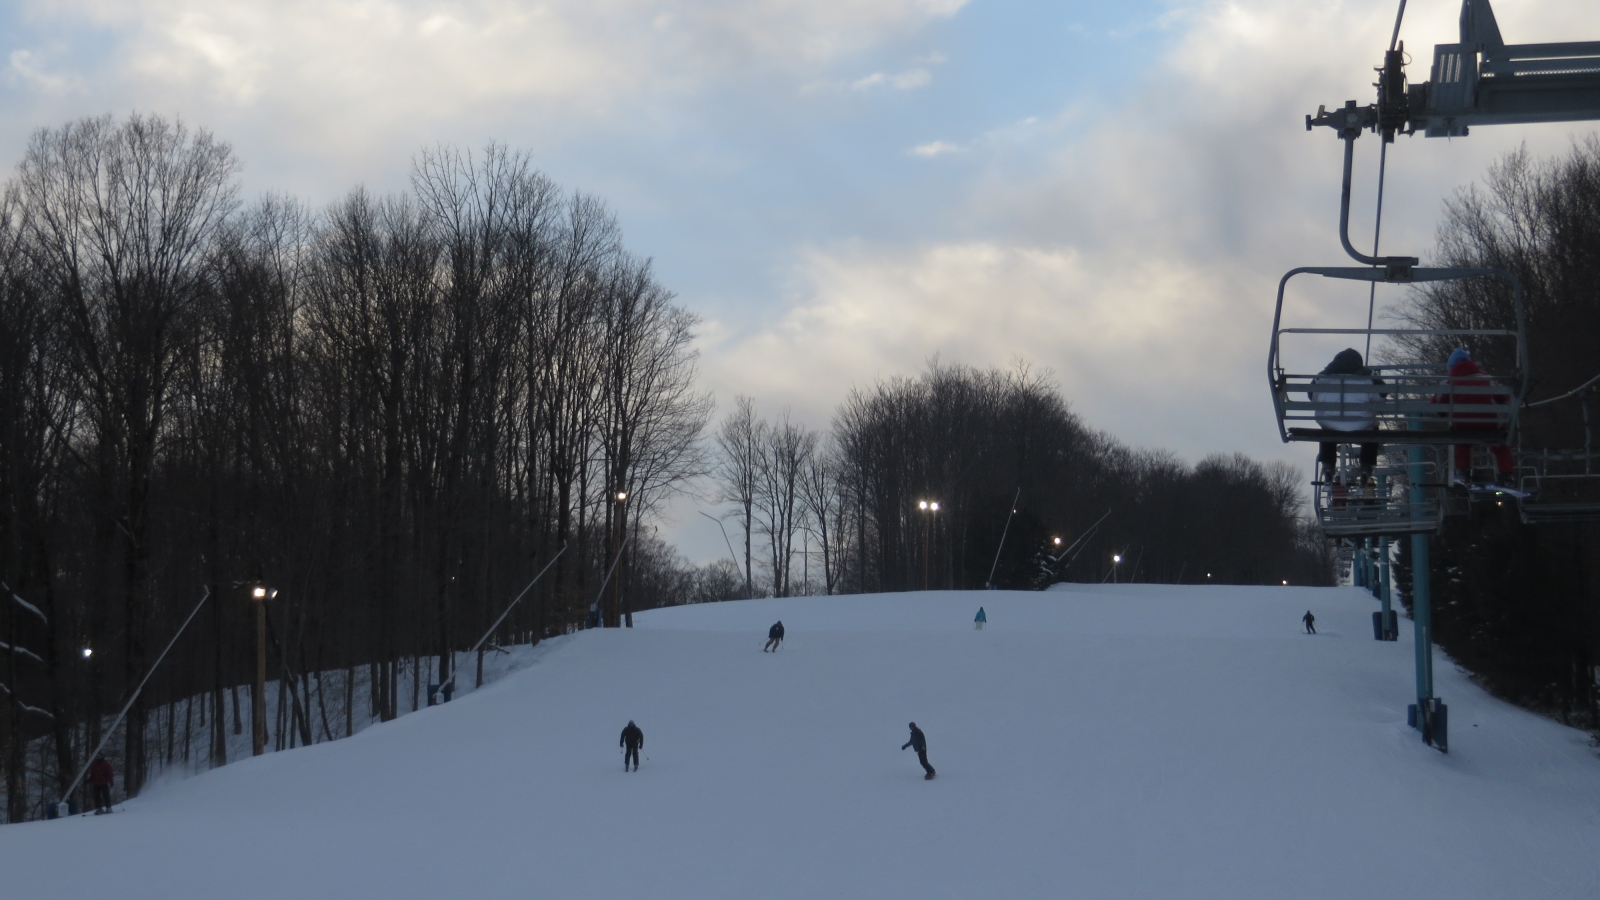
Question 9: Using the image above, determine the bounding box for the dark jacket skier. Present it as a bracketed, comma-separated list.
[620, 721, 644, 771]
[901, 722, 935, 779]
[1303, 610, 1316, 634]
[1310, 348, 1384, 487]
[764, 620, 785, 652]
[88, 754, 114, 813]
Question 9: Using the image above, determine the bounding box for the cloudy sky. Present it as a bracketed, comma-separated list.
[4, 0, 1597, 562]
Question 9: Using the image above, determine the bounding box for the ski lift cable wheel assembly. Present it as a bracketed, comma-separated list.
[1270, 0, 1600, 751]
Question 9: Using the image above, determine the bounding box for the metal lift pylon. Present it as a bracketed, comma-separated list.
[1278, 0, 1600, 752]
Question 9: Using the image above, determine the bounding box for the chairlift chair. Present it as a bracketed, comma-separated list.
[1515, 385, 1600, 523]
[1313, 451, 1442, 537]
[1269, 282, 1525, 448]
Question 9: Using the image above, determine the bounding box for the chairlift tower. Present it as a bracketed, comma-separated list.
[1273, 0, 1600, 751]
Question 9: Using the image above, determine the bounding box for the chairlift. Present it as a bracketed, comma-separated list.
[1313, 451, 1441, 537]
[1269, 0, 1582, 532]
[1286, 0, 1600, 751]
[1515, 382, 1600, 523]
[1273, 0, 1600, 451]
[1269, 277, 1525, 449]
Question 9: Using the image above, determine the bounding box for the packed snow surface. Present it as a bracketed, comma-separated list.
[4, 585, 1599, 899]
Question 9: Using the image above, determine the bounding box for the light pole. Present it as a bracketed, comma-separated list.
[918, 500, 939, 590]
[250, 584, 277, 756]
[1112, 554, 1122, 584]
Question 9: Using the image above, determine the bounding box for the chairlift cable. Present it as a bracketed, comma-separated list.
[1364, 139, 1387, 361]
[1365, 1, 1405, 360]
[1526, 370, 1600, 409]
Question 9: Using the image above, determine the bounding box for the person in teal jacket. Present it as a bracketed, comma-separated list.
[974, 607, 987, 630]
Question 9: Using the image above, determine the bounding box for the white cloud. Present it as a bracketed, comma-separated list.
[890, 67, 932, 89]
[8, 0, 969, 168]
[912, 140, 961, 157]
[847, 61, 938, 92]
[6, 49, 73, 94]
[700, 240, 1270, 454]
[846, 66, 933, 90]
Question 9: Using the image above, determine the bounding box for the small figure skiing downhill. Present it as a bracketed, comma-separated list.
[620, 721, 643, 772]
[902, 722, 935, 780]
[974, 607, 986, 630]
[764, 620, 784, 652]
[1303, 610, 1316, 634]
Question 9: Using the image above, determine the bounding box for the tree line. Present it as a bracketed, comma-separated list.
[706, 363, 1332, 599]
[1392, 137, 1600, 735]
[0, 114, 711, 820]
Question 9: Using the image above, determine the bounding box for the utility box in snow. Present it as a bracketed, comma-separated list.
[45, 800, 78, 819]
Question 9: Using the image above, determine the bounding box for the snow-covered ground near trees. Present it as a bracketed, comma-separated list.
[3, 584, 1599, 899]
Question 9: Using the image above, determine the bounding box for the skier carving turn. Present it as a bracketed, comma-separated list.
[902, 722, 935, 780]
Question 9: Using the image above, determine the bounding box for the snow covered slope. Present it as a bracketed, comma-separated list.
[3, 586, 1598, 899]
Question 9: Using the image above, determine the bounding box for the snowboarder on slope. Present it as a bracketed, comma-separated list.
[974, 607, 987, 630]
[902, 722, 935, 779]
[88, 754, 114, 814]
[764, 620, 784, 652]
[620, 721, 644, 772]
[1303, 610, 1316, 634]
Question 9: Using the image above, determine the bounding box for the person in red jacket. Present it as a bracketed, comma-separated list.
[88, 754, 114, 814]
[1437, 347, 1513, 484]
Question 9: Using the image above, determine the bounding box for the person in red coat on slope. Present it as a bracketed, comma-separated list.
[88, 754, 114, 814]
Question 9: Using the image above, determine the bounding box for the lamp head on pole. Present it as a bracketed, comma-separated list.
[918, 501, 928, 510]
[81, 647, 92, 659]
[1113, 554, 1122, 564]
[616, 491, 627, 502]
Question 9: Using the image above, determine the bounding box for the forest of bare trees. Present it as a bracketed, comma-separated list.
[707, 364, 1333, 599]
[1392, 137, 1600, 733]
[0, 112, 1338, 824]
[0, 115, 712, 820]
